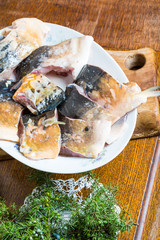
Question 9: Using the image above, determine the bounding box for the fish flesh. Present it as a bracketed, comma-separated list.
[60, 116, 110, 158]
[13, 74, 65, 115]
[0, 100, 23, 142]
[0, 18, 50, 81]
[16, 36, 93, 81]
[19, 110, 61, 160]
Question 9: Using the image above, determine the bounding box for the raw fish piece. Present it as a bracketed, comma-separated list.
[16, 36, 93, 81]
[0, 18, 49, 81]
[19, 110, 61, 160]
[60, 116, 110, 158]
[0, 100, 23, 142]
[13, 74, 65, 115]
[75, 64, 160, 124]
[58, 83, 112, 132]
[59, 85, 112, 157]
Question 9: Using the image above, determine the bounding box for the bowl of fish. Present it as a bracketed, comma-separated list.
[1, 18, 157, 173]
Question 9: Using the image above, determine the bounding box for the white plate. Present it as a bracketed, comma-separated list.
[0, 23, 137, 174]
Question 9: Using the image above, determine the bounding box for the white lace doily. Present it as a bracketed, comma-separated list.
[21, 175, 120, 220]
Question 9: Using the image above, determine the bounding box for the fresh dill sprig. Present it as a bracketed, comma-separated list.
[0, 170, 135, 240]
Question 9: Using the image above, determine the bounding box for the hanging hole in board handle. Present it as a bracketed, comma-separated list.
[125, 54, 146, 70]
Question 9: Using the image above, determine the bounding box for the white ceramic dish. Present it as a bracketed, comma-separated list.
[0, 23, 137, 174]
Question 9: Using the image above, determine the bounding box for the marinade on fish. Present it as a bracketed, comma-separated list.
[19, 110, 61, 160]
[0, 100, 23, 142]
[13, 74, 65, 115]
[16, 36, 93, 81]
[0, 18, 50, 81]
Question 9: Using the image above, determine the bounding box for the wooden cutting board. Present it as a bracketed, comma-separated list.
[107, 48, 160, 139]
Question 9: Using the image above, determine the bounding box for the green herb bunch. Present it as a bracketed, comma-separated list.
[0, 170, 135, 240]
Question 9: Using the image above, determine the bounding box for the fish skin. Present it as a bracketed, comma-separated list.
[0, 80, 16, 101]
[58, 83, 112, 129]
[58, 84, 97, 119]
[75, 64, 141, 124]
[0, 18, 49, 81]
[0, 100, 23, 142]
[60, 116, 110, 158]
[19, 110, 61, 160]
[16, 46, 51, 81]
[75, 64, 106, 92]
[13, 74, 65, 115]
[15, 36, 93, 81]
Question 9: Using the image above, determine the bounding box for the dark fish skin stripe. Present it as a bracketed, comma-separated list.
[0, 42, 11, 52]
[0, 80, 16, 102]
[36, 91, 65, 114]
[0, 52, 9, 73]
[58, 85, 96, 119]
[75, 64, 106, 92]
[16, 45, 51, 80]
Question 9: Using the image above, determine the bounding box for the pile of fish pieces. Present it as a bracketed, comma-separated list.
[0, 18, 94, 160]
[59, 64, 160, 158]
[1, 18, 159, 160]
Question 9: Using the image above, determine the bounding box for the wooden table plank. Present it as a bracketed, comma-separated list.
[0, 0, 101, 36]
[134, 138, 160, 240]
[143, 163, 160, 240]
[93, 0, 160, 50]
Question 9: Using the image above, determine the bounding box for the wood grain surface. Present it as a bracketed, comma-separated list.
[135, 138, 160, 240]
[0, 1, 160, 240]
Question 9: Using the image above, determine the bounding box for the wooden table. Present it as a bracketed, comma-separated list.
[0, 1, 160, 239]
